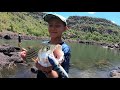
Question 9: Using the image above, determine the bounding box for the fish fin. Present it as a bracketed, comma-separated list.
[32, 58, 38, 63]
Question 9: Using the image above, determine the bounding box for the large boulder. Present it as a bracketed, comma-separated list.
[0, 44, 24, 69]
[3, 35, 11, 40]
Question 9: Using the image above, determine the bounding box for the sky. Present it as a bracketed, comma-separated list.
[45, 12, 120, 26]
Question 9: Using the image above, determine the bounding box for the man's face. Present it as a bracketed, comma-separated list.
[48, 18, 66, 38]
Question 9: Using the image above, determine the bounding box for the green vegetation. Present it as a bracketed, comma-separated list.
[67, 16, 120, 43]
[0, 12, 48, 37]
[63, 29, 120, 43]
[0, 12, 120, 43]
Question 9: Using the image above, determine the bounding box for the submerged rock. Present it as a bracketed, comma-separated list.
[109, 67, 120, 78]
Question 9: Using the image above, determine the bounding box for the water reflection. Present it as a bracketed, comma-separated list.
[0, 39, 120, 78]
[0, 63, 36, 78]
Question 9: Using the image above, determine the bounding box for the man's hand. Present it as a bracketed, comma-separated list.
[20, 48, 27, 60]
[20, 51, 27, 59]
[35, 58, 59, 78]
[35, 58, 52, 73]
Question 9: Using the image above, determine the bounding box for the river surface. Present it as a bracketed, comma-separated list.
[0, 39, 120, 78]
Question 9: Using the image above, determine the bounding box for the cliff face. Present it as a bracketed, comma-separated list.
[27, 12, 46, 20]
[67, 16, 120, 35]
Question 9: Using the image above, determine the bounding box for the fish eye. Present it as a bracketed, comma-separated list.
[47, 46, 50, 51]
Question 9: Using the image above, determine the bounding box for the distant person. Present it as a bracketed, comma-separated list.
[20, 13, 71, 78]
[18, 33, 21, 48]
[18, 33, 27, 61]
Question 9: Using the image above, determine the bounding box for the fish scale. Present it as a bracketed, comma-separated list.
[25, 44, 69, 78]
[25, 46, 42, 62]
[25, 45, 51, 62]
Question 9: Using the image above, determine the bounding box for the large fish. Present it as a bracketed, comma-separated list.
[37, 44, 69, 78]
[37, 44, 55, 67]
[26, 44, 69, 78]
[25, 44, 49, 62]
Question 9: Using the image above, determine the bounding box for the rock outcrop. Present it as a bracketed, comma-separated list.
[109, 67, 120, 78]
[0, 44, 24, 70]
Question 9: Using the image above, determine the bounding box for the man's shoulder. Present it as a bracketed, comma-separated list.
[61, 42, 70, 48]
[61, 42, 71, 54]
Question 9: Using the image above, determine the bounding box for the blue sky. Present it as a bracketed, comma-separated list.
[45, 12, 120, 26]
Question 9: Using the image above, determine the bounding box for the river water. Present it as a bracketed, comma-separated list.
[0, 39, 120, 78]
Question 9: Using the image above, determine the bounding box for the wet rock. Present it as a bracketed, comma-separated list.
[0, 44, 24, 69]
[109, 67, 120, 78]
[7, 52, 24, 63]
[30, 66, 38, 74]
[0, 44, 20, 52]
[0, 53, 10, 68]
[4, 35, 11, 40]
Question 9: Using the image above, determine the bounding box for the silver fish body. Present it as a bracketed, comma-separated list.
[37, 44, 55, 67]
[26, 44, 68, 78]
[48, 55, 69, 78]
[38, 44, 68, 78]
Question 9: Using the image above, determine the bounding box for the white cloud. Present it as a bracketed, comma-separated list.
[88, 12, 96, 14]
[112, 21, 116, 24]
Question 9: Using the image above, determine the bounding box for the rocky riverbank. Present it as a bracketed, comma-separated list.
[65, 39, 120, 51]
[0, 31, 120, 78]
[0, 44, 25, 70]
[1, 31, 120, 51]
[0, 31, 47, 40]
[0, 43, 119, 78]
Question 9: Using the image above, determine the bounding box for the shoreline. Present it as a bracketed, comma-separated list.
[0, 31, 120, 51]
[1, 37, 120, 51]
[0, 39, 120, 78]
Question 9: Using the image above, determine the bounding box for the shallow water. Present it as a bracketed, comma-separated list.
[0, 64, 114, 78]
[0, 63, 37, 78]
[0, 39, 120, 78]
